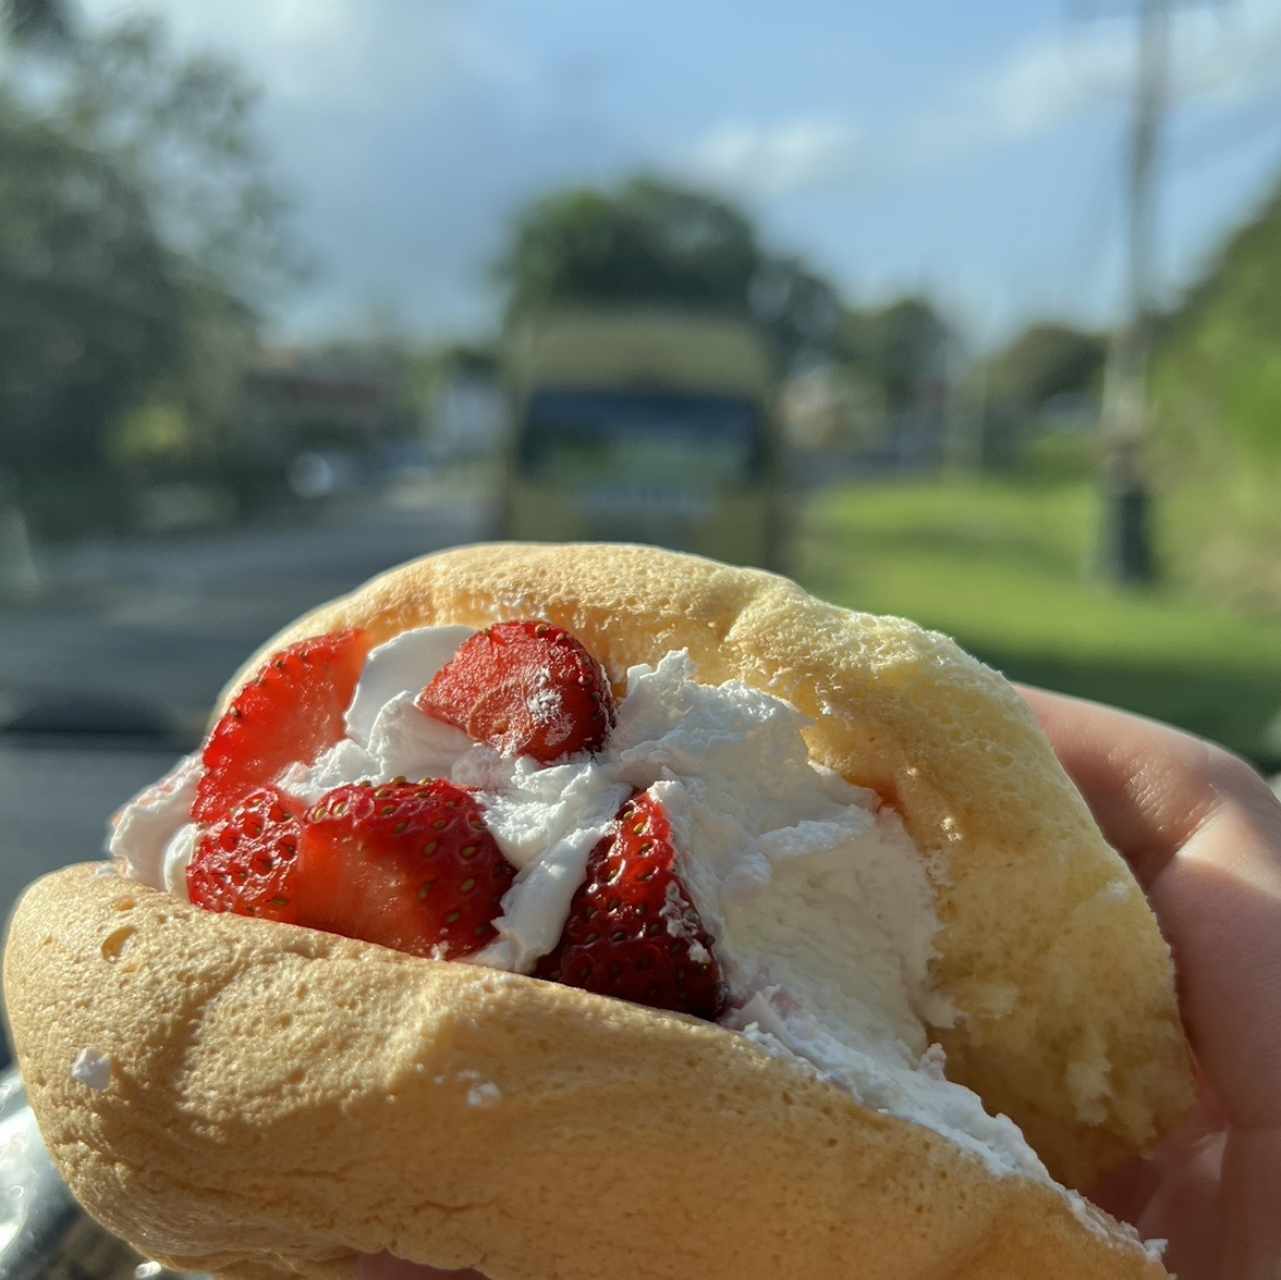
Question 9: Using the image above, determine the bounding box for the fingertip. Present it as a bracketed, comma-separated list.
[1014, 685, 1230, 887]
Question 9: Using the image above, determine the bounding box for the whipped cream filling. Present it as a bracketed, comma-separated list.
[344, 625, 474, 745]
[109, 753, 201, 895]
[110, 625, 1085, 1195]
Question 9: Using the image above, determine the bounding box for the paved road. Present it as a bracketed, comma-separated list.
[0, 488, 494, 931]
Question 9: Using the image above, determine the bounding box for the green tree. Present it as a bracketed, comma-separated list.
[752, 253, 842, 367]
[840, 296, 950, 414]
[982, 323, 1107, 413]
[1152, 172, 1281, 610]
[497, 176, 840, 366]
[2, 0, 74, 47]
[0, 89, 183, 479]
[0, 13, 303, 529]
[53, 18, 303, 307]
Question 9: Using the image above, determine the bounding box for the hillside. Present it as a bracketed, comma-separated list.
[1152, 171, 1281, 612]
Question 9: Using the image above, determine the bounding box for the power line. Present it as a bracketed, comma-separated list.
[1071, 0, 1227, 586]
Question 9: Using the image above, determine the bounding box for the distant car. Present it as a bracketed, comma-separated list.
[500, 308, 785, 571]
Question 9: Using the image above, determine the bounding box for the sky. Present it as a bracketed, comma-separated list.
[78, 0, 1281, 349]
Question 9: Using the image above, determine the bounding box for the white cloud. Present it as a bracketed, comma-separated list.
[968, 0, 1281, 144]
[81, 0, 546, 114]
[683, 118, 861, 195]
[1173, 0, 1281, 105]
[981, 23, 1131, 140]
[70, 0, 611, 337]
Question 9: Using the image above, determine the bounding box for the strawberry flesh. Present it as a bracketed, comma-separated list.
[416, 620, 615, 763]
[193, 628, 371, 824]
[186, 622, 730, 1022]
[291, 779, 514, 960]
[536, 790, 726, 1019]
[187, 786, 306, 921]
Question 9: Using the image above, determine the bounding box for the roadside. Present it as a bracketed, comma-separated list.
[0, 462, 499, 608]
[794, 470, 1281, 772]
[0, 470, 500, 737]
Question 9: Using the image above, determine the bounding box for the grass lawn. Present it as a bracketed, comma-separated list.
[793, 471, 1281, 769]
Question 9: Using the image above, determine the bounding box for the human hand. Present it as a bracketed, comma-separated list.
[360, 689, 1281, 1280]
[1021, 686, 1281, 1280]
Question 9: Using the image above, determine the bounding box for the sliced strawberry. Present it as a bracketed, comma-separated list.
[193, 628, 372, 824]
[535, 791, 726, 1019]
[187, 786, 306, 922]
[416, 620, 615, 764]
[290, 779, 514, 960]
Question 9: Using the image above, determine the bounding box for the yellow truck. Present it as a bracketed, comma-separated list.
[500, 308, 783, 571]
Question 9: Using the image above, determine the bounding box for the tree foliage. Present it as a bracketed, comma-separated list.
[2, 0, 74, 47]
[52, 18, 303, 305]
[1151, 172, 1281, 610]
[0, 89, 183, 473]
[0, 13, 300, 513]
[839, 296, 951, 414]
[497, 176, 840, 366]
[982, 322, 1107, 412]
[1156, 176, 1281, 466]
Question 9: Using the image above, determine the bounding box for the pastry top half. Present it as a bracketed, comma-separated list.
[4, 542, 1193, 1279]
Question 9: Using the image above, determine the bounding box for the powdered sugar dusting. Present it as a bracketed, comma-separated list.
[440, 1069, 503, 1108]
[522, 668, 572, 753]
[70, 1048, 112, 1092]
[466, 1081, 502, 1108]
[526, 675, 564, 726]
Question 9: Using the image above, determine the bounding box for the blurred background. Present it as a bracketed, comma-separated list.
[1, 3, 1280, 1269]
[3, 0, 1281, 943]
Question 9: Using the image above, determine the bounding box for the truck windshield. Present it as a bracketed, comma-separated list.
[518, 389, 766, 489]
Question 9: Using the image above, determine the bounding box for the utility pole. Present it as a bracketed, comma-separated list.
[1097, 0, 1173, 585]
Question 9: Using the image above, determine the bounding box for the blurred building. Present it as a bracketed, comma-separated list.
[779, 365, 886, 451]
[780, 360, 949, 474]
[239, 346, 397, 444]
[229, 345, 422, 499]
[428, 346, 506, 461]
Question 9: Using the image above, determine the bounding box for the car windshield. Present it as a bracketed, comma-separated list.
[520, 389, 766, 488]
